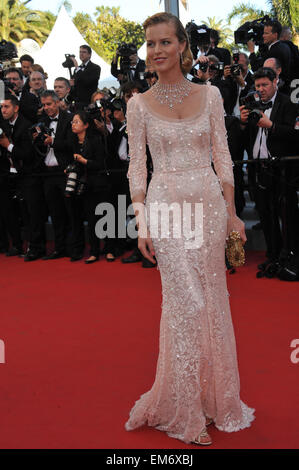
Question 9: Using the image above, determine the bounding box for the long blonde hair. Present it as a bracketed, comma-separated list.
[143, 12, 193, 75]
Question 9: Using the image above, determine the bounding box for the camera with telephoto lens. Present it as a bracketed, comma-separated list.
[230, 49, 241, 76]
[29, 122, 54, 145]
[84, 87, 117, 121]
[234, 15, 270, 46]
[240, 90, 272, 126]
[65, 162, 86, 197]
[62, 54, 75, 69]
[186, 22, 211, 59]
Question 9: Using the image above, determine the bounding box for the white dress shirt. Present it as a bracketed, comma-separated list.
[44, 114, 59, 167]
[7, 116, 18, 173]
[253, 91, 277, 160]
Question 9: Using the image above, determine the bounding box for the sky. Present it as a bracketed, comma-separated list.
[28, 0, 270, 26]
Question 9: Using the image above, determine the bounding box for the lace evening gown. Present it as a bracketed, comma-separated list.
[125, 84, 255, 444]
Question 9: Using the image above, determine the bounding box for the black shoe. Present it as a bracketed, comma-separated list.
[70, 254, 83, 262]
[257, 259, 274, 271]
[6, 247, 24, 257]
[142, 257, 156, 268]
[121, 249, 142, 264]
[24, 250, 45, 262]
[43, 251, 66, 260]
[85, 256, 99, 264]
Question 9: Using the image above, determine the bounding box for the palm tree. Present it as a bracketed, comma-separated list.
[0, 0, 54, 46]
[201, 16, 234, 51]
[227, 3, 269, 26]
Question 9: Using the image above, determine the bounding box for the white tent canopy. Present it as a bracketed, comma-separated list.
[31, 6, 118, 89]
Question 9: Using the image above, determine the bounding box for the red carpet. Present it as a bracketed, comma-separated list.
[0, 250, 298, 449]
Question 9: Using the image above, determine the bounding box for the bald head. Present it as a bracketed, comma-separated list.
[263, 58, 282, 78]
[29, 71, 46, 91]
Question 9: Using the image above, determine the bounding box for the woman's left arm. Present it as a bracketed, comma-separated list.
[209, 85, 246, 244]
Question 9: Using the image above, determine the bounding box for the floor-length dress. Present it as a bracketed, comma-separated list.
[125, 84, 255, 444]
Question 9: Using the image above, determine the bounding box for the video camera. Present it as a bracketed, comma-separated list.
[234, 15, 270, 46]
[29, 122, 54, 145]
[186, 22, 211, 59]
[240, 90, 272, 125]
[117, 43, 137, 79]
[0, 39, 18, 63]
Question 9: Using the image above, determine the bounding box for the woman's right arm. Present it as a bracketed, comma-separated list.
[127, 96, 156, 263]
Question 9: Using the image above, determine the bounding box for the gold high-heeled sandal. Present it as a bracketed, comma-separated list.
[193, 427, 212, 446]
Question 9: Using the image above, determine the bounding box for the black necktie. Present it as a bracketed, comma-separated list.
[263, 101, 273, 108]
[50, 118, 58, 122]
[9, 124, 14, 136]
[80, 64, 86, 70]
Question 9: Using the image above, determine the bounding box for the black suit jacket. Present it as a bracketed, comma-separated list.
[0, 113, 34, 177]
[222, 71, 254, 115]
[38, 110, 74, 172]
[19, 89, 44, 124]
[242, 92, 298, 183]
[73, 61, 101, 106]
[249, 40, 291, 85]
[111, 58, 148, 89]
[206, 46, 231, 66]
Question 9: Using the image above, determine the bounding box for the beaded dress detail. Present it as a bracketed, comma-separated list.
[125, 85, 255, 444]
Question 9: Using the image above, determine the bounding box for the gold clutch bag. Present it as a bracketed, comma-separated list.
[225, 230, 245, 267]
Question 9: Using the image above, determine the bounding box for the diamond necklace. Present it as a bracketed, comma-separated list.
[151, 77, 192, 109]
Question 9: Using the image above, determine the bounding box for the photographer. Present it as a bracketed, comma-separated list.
[19, 54, 34, 86]
[71, 111, 116, 264]
[223, 52, 254, 116]
[240, 67, 299, 277]
[0, 94, 46, 259]
[205, 29, 231, 66]
[54, 77, 73, 112]
[70, 45, 101, 108]
[263, 57, 290, 95]
[111, 43, 147, 90]
[4, 67, 24, 99]
[247, 19, 291, 89]
[19, 71, 46, 123]
[32, 90, 84, 261]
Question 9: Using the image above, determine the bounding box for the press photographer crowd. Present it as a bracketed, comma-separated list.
[0, 16, 298, 279]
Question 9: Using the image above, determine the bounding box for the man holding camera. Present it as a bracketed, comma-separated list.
[4, 68, 24, 99]
[19, 71, 46, 123]
[223, 52, 254, 116]
[247, 19, 291, 91]
[0, 94, 34, 256]
[111, 43, 147, 90]
[32, 90, 84, 261]
[70, 45, 101, 108]
[240, 67, 299, 276]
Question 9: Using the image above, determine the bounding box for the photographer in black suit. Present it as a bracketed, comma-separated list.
[205, 29, 231, 66]
[0, 94, 47, 259]
[0, 95, 25, 255]
[111, 43, 147, 90]
[247, 19, 291, 91]
[19, 71, 46, 123]
[70, 45, 101, 108]
[240, 67, 299, 276]
[32, 90, 84, 261]
[4, 68, 24, 99]
[222, 52, 254, 116]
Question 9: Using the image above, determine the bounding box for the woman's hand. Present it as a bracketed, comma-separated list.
[138, 229, 156, 264]
[226, 214, 247, 245]
[74, 153, 87, 164]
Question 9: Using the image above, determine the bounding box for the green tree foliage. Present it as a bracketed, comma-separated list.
[0, 0, 54, 45]
[73, 6, 145, 63]
[201, 16, 235, 52]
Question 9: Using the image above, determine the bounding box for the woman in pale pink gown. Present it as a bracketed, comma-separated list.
[125, 13, 255, 445]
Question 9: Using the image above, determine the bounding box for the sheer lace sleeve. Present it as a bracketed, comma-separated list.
[126, 95, 147, 202]
[209, 85, 234, 189]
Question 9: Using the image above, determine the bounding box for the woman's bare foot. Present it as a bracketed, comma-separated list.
[193, 427, 212, 446]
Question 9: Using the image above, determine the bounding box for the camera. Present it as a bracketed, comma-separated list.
[240, 90, 272, 125]
[186, 22, 211, 59]
[234, 15, 270, 46]
[65, 162, 86, 197]
[62, 54, 75, 69]
[117, 43, 137, 80]
[29, 122, 54, 145]
[144, 71, 158, 80]
[209, 62, 224, 75]
[0, 39, 18, 62]
[230, 49, 241, 76]
[84, 88, 117, 121]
